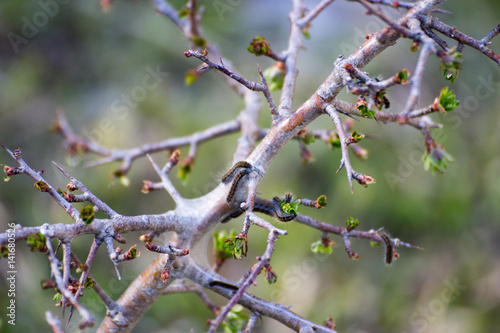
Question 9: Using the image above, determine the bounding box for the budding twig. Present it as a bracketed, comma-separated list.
[45, 237, 94, 329]
[207, 228, 283, 333]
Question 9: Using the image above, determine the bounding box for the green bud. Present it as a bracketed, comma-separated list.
[80, 205, 95, 225]
[345, 217, 359, 232]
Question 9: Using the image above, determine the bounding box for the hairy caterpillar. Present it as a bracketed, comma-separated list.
[254, 195, 296, 222]
[221, 161, 252, 184]
[221, 195, 297, 222]
[226, 168, 250, 202]
[380, 233, 393, 265]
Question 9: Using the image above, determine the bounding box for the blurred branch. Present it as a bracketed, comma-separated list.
[422, 16, 500, 65]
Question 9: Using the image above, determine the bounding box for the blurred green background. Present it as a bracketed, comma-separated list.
[1, 1, 499, 332]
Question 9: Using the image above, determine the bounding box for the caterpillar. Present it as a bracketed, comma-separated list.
[221, 161, 252, 184]
[380, 233, 393, 265]
[254, 195, 296, 222]
[226, 168, 250, 202]
[221, 196, 297, 223]
[208, 280, 239, 291]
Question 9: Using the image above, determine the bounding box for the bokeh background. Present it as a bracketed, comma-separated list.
[1, 0, 499, 332]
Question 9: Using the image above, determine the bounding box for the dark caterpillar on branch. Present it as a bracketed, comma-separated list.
[380, 233, 394, 265]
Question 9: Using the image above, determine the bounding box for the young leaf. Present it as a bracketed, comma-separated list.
[263, 63, 285, 91]
[345, 217, 359, 232]
[422, 144, 454, 174]
[439, 87, 460, 112]
[222, 304, 248, 333]
[311, 240, 333, 254]
[280, 199, 299, 216]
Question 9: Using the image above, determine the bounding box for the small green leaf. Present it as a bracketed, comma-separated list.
[439, 87, 460, 112]
[178, 163, 191, 184]
[280, 199, 299, 216]
[27, 233, 47, 252]
[370, 241, 381, 247]
[422, 144, 454, 175]
[329, 133, 341, 149]
[440, 51, 462, 83]
[300, 130, 316, 145]
[214, 231, 235, 260]
[84, 277, 94, 289]
[178, 7, 189, 18]
[222, 305, 248, 333]
[345, 217, 359, 232]
[112, 171, 130, 187]
[53, 293, 62, 302]
[316, 195, 327, 208]
[80, 205, 95, 225]
[191, 36, 206, 47]
[397, 69, 410, 84]
[349, 131, 365, 143]
[222, 233, 247, 260]
[263, 64, 285, 91]
[357, 105, 376, 120]
[185, 70, 198, 86]
[311, 240, 333, 254]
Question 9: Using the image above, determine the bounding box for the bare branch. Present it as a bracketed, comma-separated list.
[45, 238, 94, 329]
[46, 311, 64, 333]
[184, 49, 266, 91]
[278, 0, 305, 116]
[481, 24, 500, 46]
[1, 144, 82, 221]
[325, 105, 355, 192]
[146, 154, 183, 204]
[296, 0, 336, 28]
[360, 0, 451, 14]
[422, 16, 500, 65]
[52, 162, 119, 218]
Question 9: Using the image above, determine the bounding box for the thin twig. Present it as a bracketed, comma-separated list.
[71, 253, 118, 311]
[146, 154, 183, 203]
[244, 312, 261, 333]
[325, 105, 354, 192]
[52, 162, 119, 218]
[296, 0, 336, 28]
[481, 24, 500, 46]
[278, 0, 305, 116]
[46, 311, 64, 333]
[257, 65, 280, 124]
[45, 238, 94, 329]
[401, 18, 437, 114]
[0, 144, 82, 221]
[184, 49, 266, 91]
[355, 0, 419, 39]
[207, 227, 284, 333]
[360, 0, 451, 14]
[422, 16, 500, 65]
